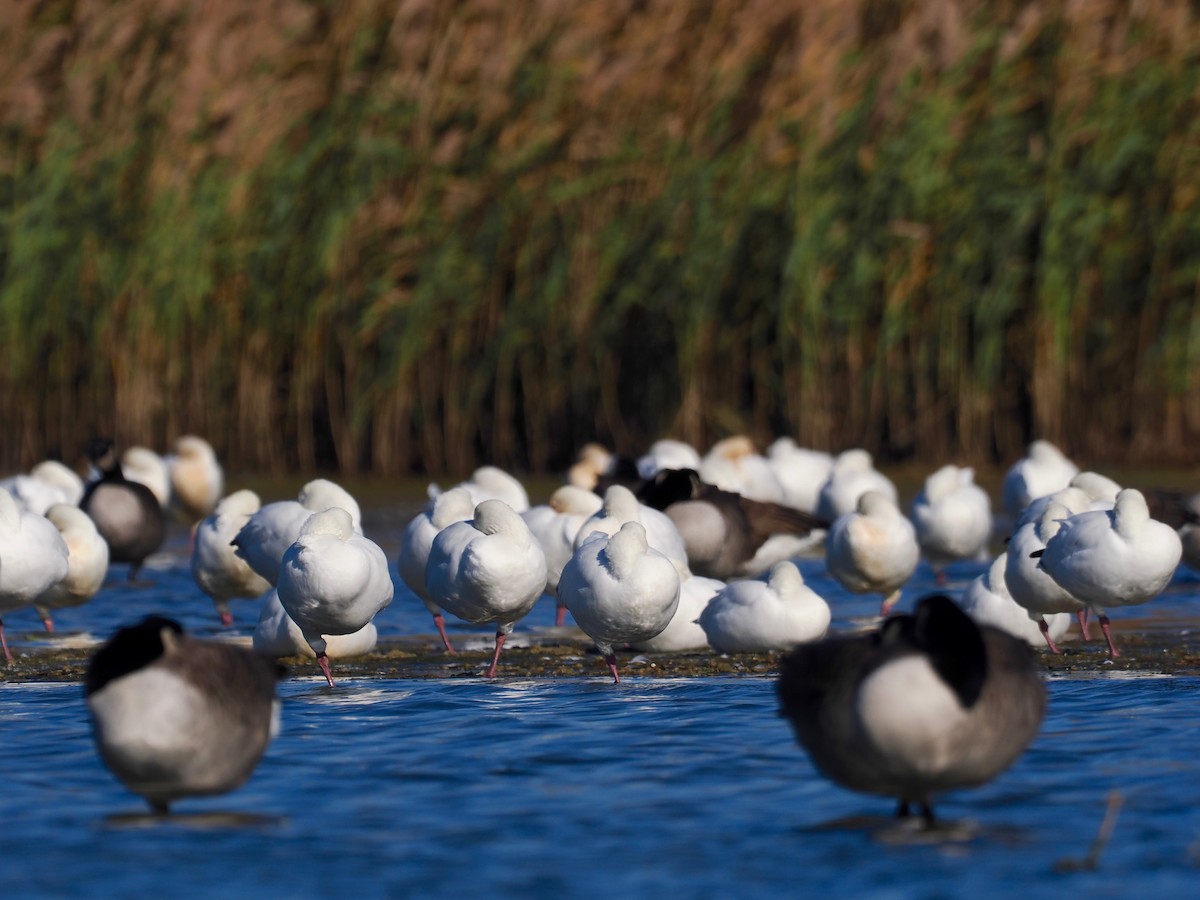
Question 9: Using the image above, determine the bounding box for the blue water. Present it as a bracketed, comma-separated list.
[3, 676, 1200, 897]
[3, 518, 1200, 897]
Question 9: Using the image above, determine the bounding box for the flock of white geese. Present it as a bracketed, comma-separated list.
[2, 434, 1198, 821]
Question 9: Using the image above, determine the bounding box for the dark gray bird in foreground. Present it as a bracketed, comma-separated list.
[85, 616, 283, 814]
[636, 468, 829, 580]
[79, 438, 166, 582]
[776, 595, 1045, 825]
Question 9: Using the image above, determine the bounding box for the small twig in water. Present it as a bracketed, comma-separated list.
[1054, 791, 1124, 873]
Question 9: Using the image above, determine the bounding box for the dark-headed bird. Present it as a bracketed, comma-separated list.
[776, 595, 1045, 826]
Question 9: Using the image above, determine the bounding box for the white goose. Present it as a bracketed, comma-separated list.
[1036, 489, 1182, 657]
[558, 522, 680, 682]
[1005, 501, 1089, 652]
[815, 449, 898, 521]
[0, 490, 70, 660]
[574, 484, 690, 579]
[1000, 439, 1078, 519]
[431, 466, 529, 513]
[961, 553, 1070, 648]
[631, 574, 725, 652]
[825, 491, 919, 616]
[698, 561, 830, 653]
[1, 459, 84, 515]
[396, 487, 476, 653]
[910, 465, 992, 580]
[119, 446, 172, 509]
[33, 504, 109, 632]
[232, 479, 362, 586]
[635, 438, 702, 480]
[276, 507, 393, 686]
[766, 438, 834, 514]
[192, 490, 273, 626]
[253, 589, 378, 660]
[698, 436, 785, 503]
[425, 499, 548, 677]
[521, 485, 604, 626]
[167, 435, 224, 522]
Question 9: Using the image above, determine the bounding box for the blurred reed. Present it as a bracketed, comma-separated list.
[2, 0, 1199, 475]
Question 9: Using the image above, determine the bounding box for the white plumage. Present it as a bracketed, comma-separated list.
[699, 436, 784, 503]
[961, 553, 1070, 648]
[276, 507, 393, 685]
[34, 504, 109, 632]
[192, 490, 273, 626]
[574, 484, 690, 579]
[1000, 439, 1079, 519]
[558, 521, 681, 682]
[825, 490, 919, 616]
[910, 465, 992, 574]
[631, 574, 724, 652]
[1037, 489, 1182, 657]
[430, 466, 529, 513]
[815, 449, 898, 521]
[0, 490, 70, 660]
[233, 479, 362, 586]
[521, 485, 605, 626]
[167, 435, 224, 522]
[765, 439, 834, 514]
[698, 561, 830, 653]
[252, 589, 378, 660]
[396, 487, 476, 652]
[426, 499, 548, 677]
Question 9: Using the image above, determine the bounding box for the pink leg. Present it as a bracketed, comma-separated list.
[1077, 608, 1091, 641]
[1098, 614, 1120, 658]
[42, 616, 55, 633]
[604, 652, 621, 684]
[555, 603, 568, 628]
[1039, 618, 1061, 654]
[219, 610, 234, 628]
[935, 570, 948, 587]
[432, 613, 456, 654]
[0, 619, 11, 663]
[316, 651, 336, 687]
[484, 631, 507, 678]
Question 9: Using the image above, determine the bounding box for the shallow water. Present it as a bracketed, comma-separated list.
[3, 511, 1200, 896]
[4, 676, 1200, 897]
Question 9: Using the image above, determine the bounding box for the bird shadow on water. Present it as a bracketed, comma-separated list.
[799, 814, 1026, 848]
[101, 810, 287, 830]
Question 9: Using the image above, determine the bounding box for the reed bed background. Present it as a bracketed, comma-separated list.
[2, 0, 1199, 476]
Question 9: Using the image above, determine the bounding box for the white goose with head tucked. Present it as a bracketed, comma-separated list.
[2, 459, 84, 515]
[699, 561, 830, 653]
[397, 487, 476, 653]
[632, 573, 725, 652]
[910, 465, 992, 579]
[0, 490, 70, 660]
[426, 499, 548, 677]
[521, 485, 605, 626]
[574, 484, 690, 579]
[253, 589, 378, 660]
[34, 504, 109, 633]
[430, 466, 529, 513]
[815, 449, 898, 521]
[1036, 488, 1182, 657]
[961, 553, 1071, 648]
[192, 490, 273, 626]
[826, 491, 919, 616]
[558, 521, 680, 682]
[233, 479, 362, 586]
[167, 435, 224, 523]
[1000, 439, 1079, 519]
[1005, 500, 1090, 653]
[276, 507, 392, 686]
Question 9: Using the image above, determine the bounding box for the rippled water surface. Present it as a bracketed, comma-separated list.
[3, 511, 1200, 897]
